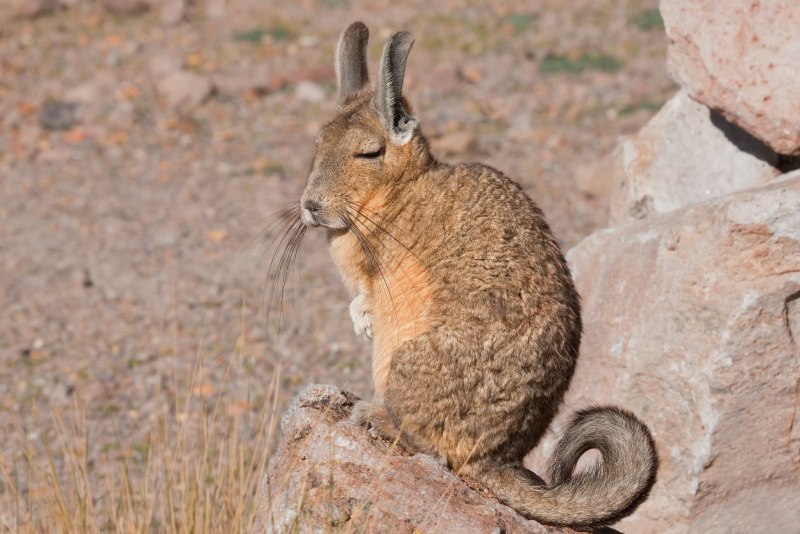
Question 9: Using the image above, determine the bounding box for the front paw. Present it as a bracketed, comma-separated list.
[349, 399, 373, 427]
[349, 295, 373, 339]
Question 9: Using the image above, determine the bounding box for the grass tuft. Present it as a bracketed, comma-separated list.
[0, 326, 282, 533]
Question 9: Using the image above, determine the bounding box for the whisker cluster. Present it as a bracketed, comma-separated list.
[345, 199, 427, 342]
[262, 202, 306, 336]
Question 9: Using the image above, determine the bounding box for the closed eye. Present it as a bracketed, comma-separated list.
[354, 147, 384, 159]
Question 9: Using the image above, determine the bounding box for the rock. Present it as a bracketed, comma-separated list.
[204, 0, 224, 18]
[212, 67, 333, 99]
[212, 68, 282, 98]
[531, 171, 800, 532]
[102, 0, 149, 14]
[39, 100, 78, 131]
[65, 72, 116, 104]
[609, 90, 780, 225]
[255, 384, 578, 534]
[662, 0, 800, 155]
[294, 81, 325, 103]
[159, 0, 185, 24]
[146, 53, 182, 79]
[156, 70, 212, 108]
[458, 65, 484, 84]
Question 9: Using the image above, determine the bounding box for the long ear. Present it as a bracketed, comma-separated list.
[336, 22, 370, 101]
[376, 31, 418, 144]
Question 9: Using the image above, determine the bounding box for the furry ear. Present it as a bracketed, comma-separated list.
[336, 22, 370, 101]
[376, 31, 418, 144]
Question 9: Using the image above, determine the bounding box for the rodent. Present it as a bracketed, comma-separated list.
[297, 21, 658, 529]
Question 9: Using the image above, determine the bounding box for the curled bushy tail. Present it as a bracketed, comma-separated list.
[472, 407, 658, 528]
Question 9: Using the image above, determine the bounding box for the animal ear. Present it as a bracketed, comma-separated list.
[336, 22, 370, 101]
[376, 31, 418, 144]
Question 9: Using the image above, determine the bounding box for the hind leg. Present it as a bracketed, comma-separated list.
[382, 332, 518, 472]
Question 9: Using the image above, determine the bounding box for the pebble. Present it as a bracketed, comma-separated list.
[39, 100, 78, 131]
[295, 81, 326, 103]
[156, 70, 213, 108]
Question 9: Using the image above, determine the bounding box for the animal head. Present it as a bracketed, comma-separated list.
[300, 22, 431, 230]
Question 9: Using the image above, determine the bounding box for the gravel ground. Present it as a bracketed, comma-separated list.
[0, 0, 673, 513]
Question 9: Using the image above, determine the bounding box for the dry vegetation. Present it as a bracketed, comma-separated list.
[2, 313, 281, 532]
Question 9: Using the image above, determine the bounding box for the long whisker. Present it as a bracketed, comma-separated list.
[281, 224, 308, 324]
[345, 200, 423, 263]
[264, 209, 305, 336]
[346, 204, 427, 296]
[269, 221, 306, 335]
[254, 203, 301, 261]
[262, 209, 301, 306]
[346, 213, 400, 332]
[346, 206, 429, 346]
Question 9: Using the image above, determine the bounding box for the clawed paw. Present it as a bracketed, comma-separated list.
[349, 295, 373, 339]
[349, 399, 374, 427]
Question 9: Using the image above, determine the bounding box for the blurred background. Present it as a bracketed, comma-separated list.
[0, 0, 674, 529]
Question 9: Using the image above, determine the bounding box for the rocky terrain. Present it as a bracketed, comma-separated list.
[255, 384, 583, 534]
[10, 0, 795, 532]
[531, 1, 800, 532]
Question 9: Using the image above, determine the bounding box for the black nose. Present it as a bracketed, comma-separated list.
[303, 199, 321, 214]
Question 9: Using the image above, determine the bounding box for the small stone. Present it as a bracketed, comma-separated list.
[211, 67, 277, 97]
[298, 34, 319, 48]
[39, 100, 78, 131]
[159, 0, 185, 24]
[64, 72, 116, 104]
[294, 81, 325, 103]
[156, 70, 212, 108]
[205, 0, 224, 18]
[146, 53, 182, 79]
[458, 65, 483, 84]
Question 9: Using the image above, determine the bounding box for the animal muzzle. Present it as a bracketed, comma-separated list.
[300, 198, 322, 227]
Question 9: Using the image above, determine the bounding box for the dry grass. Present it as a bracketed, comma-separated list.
[0, 318, 283, 534]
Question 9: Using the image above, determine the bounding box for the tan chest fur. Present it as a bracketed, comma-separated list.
[329, 192, 435, 397]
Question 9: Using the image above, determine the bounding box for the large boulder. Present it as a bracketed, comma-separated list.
[662, 0, 800, 155]
[255, 384, 578, 534]
[532, 171, 800, 532]
[609, 90, 779, 225]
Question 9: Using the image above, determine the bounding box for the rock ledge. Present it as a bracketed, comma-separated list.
[254, 384, 578, 534]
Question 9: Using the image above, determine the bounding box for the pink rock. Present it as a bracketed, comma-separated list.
[156, 70, 212, 109]
[662, 0, 800, 155]
[256, 384, 578, 534]
[610, 90, 779, 225]
[159, 0, 185, 25]
[531, 170, 800, 532]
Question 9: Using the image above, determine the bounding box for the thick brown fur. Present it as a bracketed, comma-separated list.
[297, 22, 658, 529]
